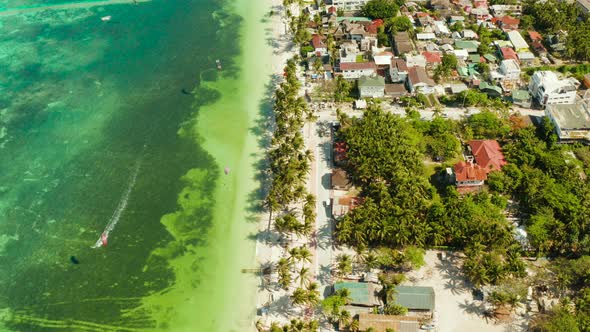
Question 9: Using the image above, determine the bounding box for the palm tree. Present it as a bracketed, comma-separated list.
[296, 266, 311, 287]
[306, 282, 321, 307]
[291, 288, 308, 307]
[335, 288, 352, 304]
[362, 251, 379, 271]
[335, 254, 353, 278]
[338, 310, 351, 329]
[298, 246, 313, 264]
[349, 319, 360, 332]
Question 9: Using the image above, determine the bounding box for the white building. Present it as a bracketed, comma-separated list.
[339, 62, 377, 79]
[372, 51, 394, 66]
[329, 0, 371, 10]
[390, 58, 409, 83]
[417, 32, 437, 40]
[499, 59, 520, 81]
[490, 4, 522, 16]
[577, 0, 590, 14]
[433, 20, 451, 35]
[405, 54, 427, 68]
[529, 71, 579, 107]
[507, 30, 529, 52]
[545, 100, 590, 143]
[358, 76, 385, 98]
[339, 41, 361, 63]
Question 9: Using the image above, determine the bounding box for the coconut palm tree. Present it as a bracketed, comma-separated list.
[291, 288, 308, 307]
[296, 266, 311, 287]
[338, 310, 351, 329]
[298, 246, 312, 264]
[335, 254, 353, 278]
[362, 251, 379, 271]
[349, 319, 360, 332]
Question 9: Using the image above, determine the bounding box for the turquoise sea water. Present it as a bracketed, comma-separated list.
[0, 0, 251, 330]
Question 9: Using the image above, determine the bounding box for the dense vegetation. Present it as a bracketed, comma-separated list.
[361, 0, 403, 19]
[488, 122, 590, 257]
[524, 0, 590, 61]
[529, 257, 590, 331]
[334, 107, 523, 283]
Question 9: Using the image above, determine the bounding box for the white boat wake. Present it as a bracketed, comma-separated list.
[92, 161, 142, 248]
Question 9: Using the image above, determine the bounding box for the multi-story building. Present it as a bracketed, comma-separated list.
[545, 100, 590, 143]
[499, 59, 520, 81]
[326, 0, 371, 11]
[339, 62, 377, 79]
[529, 71, 579, 107]
[389, 58, 408, 83]
[358, 76, 385, 98]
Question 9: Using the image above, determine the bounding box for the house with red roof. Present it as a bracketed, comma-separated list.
[469, 140, 507, 172]
[333, 142, 348, 166]
[496, 16, 520, 31]
[528, 31, 542, 42]
[454, 161, 488, 187]
[366, 19, 384, 35]
[500, 47, 518, 61]
[422, 51, 442, 67]
[311, 34, 327, 56]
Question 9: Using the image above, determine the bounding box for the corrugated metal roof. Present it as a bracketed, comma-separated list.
[394, 286, 435, 311]
[334, 282, 379, 306]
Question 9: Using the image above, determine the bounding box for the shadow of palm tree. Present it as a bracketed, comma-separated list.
[316, 223, 332, 250]
[318, 264, 333, 286]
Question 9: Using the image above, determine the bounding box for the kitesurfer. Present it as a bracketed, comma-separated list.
[70, 256, 80, 264]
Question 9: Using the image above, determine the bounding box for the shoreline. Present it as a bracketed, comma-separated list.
[171, 0, 295, 330]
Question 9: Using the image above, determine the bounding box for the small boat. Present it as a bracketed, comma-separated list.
[216, 59, 222, 70]
[101, 16, 112, 22]
[100, 232, 108, 247]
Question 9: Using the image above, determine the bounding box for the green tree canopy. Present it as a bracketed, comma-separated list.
[362, 0, 400, 19]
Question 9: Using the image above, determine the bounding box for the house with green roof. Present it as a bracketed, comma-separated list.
[454, 40, 480, 53]
[469, 54, 482, 64]
[512, 89, 531, 108]
[393, 286, 435, 316]
[334, 282, 381, 307]
[484, 53, 498, 63]
[479, 81, 503, 97]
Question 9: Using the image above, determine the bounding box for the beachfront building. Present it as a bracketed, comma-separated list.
[393, 286, 436, 317]
[529, 71, 578, 107]
[328, 0, 371, 11]
[339, 62, 377, 79]
[545, 100, 590, 143]
[333, 282, 381, 307]
[332, 168, 351, 190]
[358, 313, 420, 332]
[358, 76, 385, 98]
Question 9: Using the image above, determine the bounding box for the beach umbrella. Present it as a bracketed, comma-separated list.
[224, 167, 230, 175]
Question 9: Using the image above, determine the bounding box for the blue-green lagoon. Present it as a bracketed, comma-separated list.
[0, 0, 272, 330]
